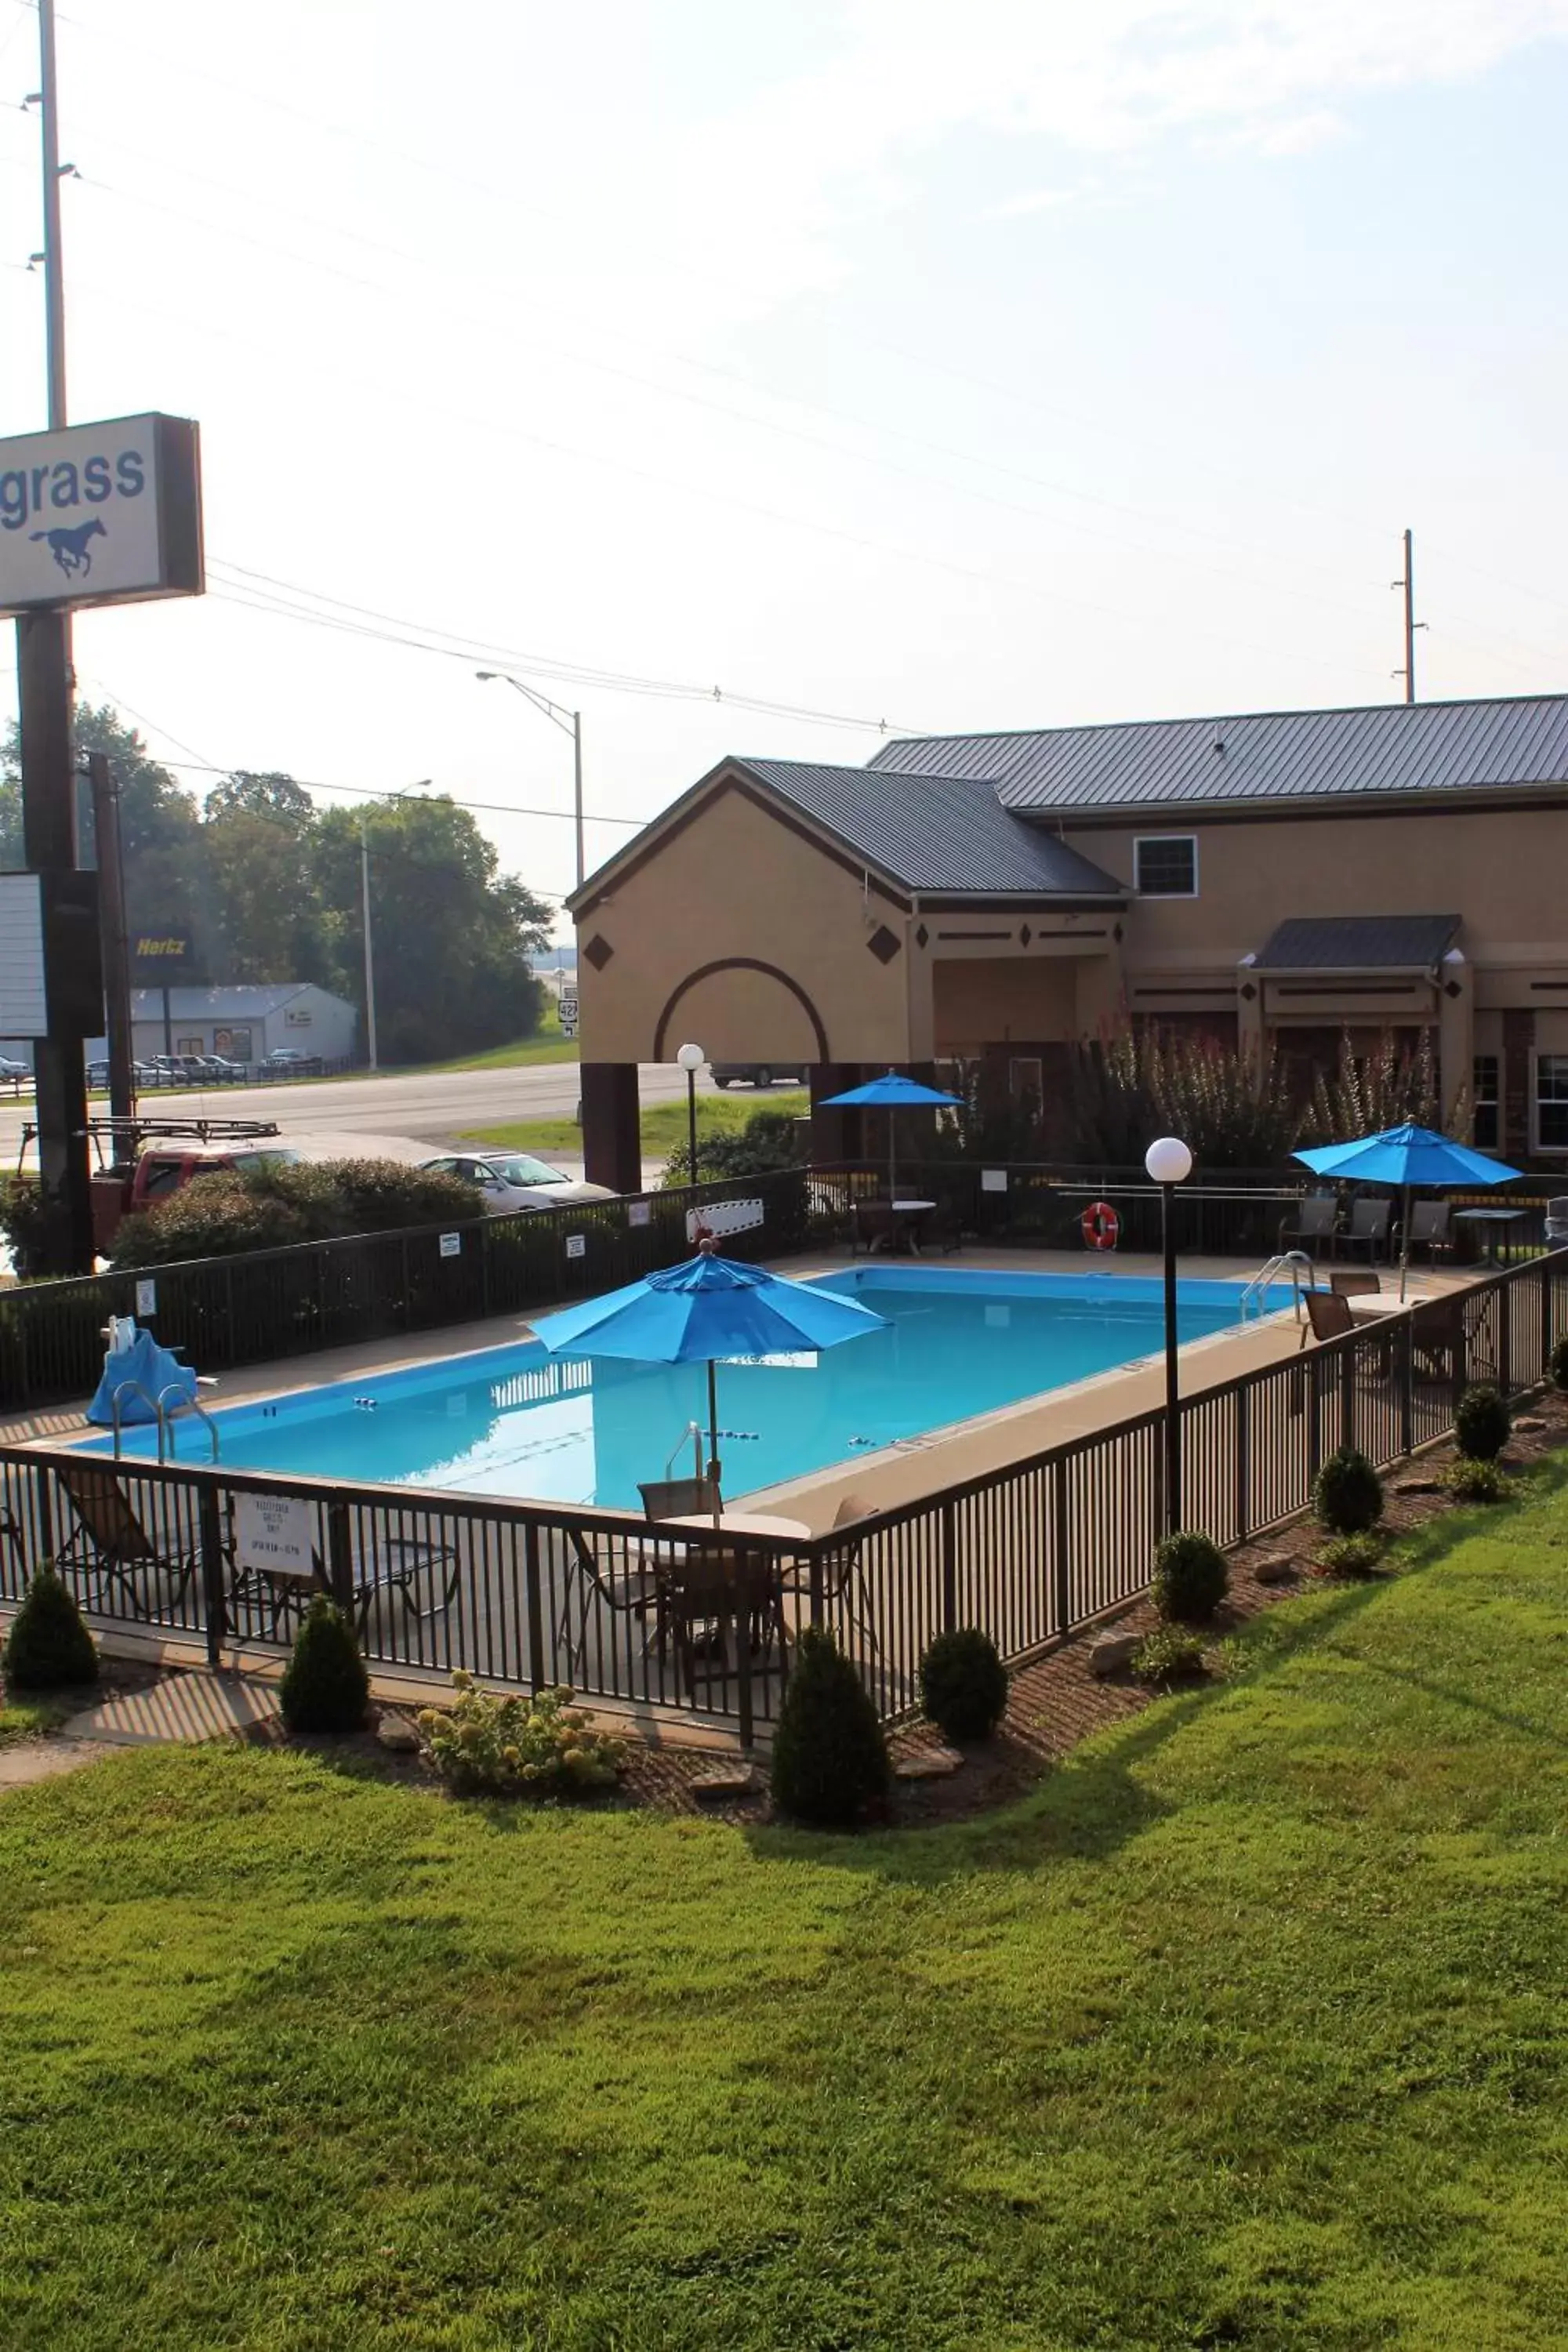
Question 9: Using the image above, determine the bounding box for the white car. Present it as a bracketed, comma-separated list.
[0, 1054, 30, 1081]
[420, 1152, 618, 1214]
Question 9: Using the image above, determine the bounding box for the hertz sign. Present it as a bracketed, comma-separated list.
[131, 933, 195, 982]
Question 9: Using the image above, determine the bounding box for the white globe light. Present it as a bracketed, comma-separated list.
[675, 1042, 706, 1073]
[1145, 1134, 1193, 1186]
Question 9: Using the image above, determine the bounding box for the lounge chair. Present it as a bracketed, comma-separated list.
[1279, 1196, 1338, 1257]
[1406, 1200, 1454, 1262]
[53, 1460, 198, 1619]
[1335, 1198, 1392, 1263]
[230, 1510, 461, 1641]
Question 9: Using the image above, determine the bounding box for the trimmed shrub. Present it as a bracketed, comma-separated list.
[1313, 1447, 1384, 1536]
[1150, 1531, 1229, 1626]
[0, 1177, 68, 1282]
[1130, 1624, 1207, 1685]
[2, 1565, 98, 1690]
[769, 1626, 887, 1827]
[110, 1158, 479, 1270]
[419, 1675, 625, 1797]
[279, 1595, 370, 1733]
[1549, 1335, 1568, 1392]
[1445, 1457, 1508, 1505]
[1454, 1383, 1511, 1462]
[919, 1628, 1008, 1743]
[1315, 1531, 1385, 1577]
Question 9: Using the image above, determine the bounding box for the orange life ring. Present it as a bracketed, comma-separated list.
[1081, 1200, 1120, 1252]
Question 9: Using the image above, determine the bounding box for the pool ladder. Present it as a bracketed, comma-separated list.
[111, 1380, 221, 1464]
[1239, 1250, 1316, 1324]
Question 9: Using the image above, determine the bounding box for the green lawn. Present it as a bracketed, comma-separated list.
[419, 1008, 579, 1073]
[3, 1469, 1568, 2349]
[0, 1700, 64, 1748]
[466, 1088, 809, 1160]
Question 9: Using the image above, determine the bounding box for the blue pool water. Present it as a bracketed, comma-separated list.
[90, 1268, 1259, 1508]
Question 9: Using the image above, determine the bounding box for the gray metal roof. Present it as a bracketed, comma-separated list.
[1253, 914, 1461, 972]
[735, 757, 1123, 898]
[869, 693, 1568, 816]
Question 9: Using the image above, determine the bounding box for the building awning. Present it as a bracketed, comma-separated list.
[1250, 913, 1461, 977]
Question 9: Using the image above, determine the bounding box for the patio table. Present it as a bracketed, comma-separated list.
[1453, 1205, 1527, 1266]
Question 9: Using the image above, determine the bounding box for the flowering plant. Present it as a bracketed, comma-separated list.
[417, 1673, 626, 1798]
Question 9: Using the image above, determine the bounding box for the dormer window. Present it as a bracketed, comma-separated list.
[1134, 835, 1198, 897]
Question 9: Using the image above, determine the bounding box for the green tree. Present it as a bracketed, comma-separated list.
[201, 771, 325, 982]
[311, 796, 550, 1063]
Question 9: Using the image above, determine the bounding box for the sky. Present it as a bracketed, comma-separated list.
[2, 0, 1566, 933]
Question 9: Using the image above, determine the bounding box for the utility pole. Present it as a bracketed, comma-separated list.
[475, 671, 586, 888]
[360, 818, 378, 1071]
[86, 752, 136, 1132]
[17, 0, 93, 1271]
[1392, 527, 1426, 704]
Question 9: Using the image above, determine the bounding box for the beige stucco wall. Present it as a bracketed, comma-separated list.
[931, 957, 1076, 1052]
[1062, 803, 1568, 985]
[575, 778, 920, 1064]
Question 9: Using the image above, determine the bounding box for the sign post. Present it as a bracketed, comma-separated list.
[3, 410, 203, 1271]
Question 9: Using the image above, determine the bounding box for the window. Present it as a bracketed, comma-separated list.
[1537, 1054, 1568, 1152]
[1134, 836, 1198, 897]
[1472, 1054, 1500, 1152]
[176, 1035, 205, 1056]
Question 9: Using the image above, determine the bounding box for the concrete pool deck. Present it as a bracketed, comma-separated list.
[1, 1247, 1477, 1531]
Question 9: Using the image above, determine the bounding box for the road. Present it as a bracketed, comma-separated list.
[0, 1061, 720, 1171]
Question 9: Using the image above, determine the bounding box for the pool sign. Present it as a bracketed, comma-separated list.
[0, 412, 203, 614]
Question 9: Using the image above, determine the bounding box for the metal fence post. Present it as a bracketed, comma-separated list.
[198, 1482, 227, 1667]
[1052, 1458, 1070, 1639]
[325, 1500, 354, 1617]
[1339, 1337, 1356, 1454]
[1306, 1349, 1323, 1487]
[1235, 1383, 1250, 1547]
[1399, 1316, 1414, 1457]
[940, 1501, 957, 1634]
[1498, 1277, 1513, 1396]
[524, 1520, 546, 1693]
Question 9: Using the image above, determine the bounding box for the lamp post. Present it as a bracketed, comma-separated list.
[1145, 1134, 1194, 1536]
[475, 670, 585, 888]
[677, 1042, 705, 1187]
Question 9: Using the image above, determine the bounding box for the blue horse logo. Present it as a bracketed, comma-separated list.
[31, 517, 106, 579]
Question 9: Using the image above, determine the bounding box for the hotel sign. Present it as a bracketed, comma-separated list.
[0, 412, 203, 614]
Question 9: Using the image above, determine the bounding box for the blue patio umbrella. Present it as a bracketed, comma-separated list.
[1294, 1122, 1521, 1298]
[532, 1246, 887, 1517]
[822, 1069, 964, 1203]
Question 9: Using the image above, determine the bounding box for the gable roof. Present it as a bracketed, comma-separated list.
[734, 757, 1122, 898]
[869, 693, 1568, 818]
[1252, 914, 1461, 975]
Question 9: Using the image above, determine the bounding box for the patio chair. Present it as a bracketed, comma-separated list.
[638, 1476, 718, 1523]
[565, 1527, 662, 1675]
[1335, 1198, 1392, 1264]
[52, 1460, 198, 1620]
[784, 1493, 881, 1657]
[657, 1534, 786, 1702]
[1545, 1197, 1568, 1247]
[851, 1200, 897, 1256]
[1406, 1200, 1454, 1262]
[1329, 1268, 1381, 1300]
[1299, 1288, 1356, 1348]
[1279, 1195, 1338, 1257]
[922, 1200, 965, 1257]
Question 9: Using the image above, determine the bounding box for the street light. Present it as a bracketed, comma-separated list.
[476, 670, 585, 888]
[1145, 1134, 1194, 1536]
[676, 1042, 705, 1186]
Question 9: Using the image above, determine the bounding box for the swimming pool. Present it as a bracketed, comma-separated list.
[89, 1267, 1263, 1508]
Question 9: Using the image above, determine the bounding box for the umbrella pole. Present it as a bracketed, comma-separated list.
[887, 1110, 896, 1205]
[1400, 1183, 1410, 1303]
[706, 1359, 722, 1526]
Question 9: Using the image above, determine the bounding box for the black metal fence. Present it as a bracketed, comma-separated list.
[0, 1167, 819, 1414]
[3, 1252, 1562, 1746]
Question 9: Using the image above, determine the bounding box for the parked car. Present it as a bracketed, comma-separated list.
[150, 1053, 212, 1084]
[710, 1062, 808, 1089]
[188, 1054, 248, 1083]
[419, 1152, 618, 1214]
[127, 1139, 300, 1210]
[258, 1047, 323, 1076]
